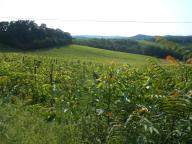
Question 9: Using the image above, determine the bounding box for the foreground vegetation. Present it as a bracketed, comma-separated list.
[0, 53, 192, 144]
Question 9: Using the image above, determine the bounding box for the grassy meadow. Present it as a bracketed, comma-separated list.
[0, 44, 157, 64]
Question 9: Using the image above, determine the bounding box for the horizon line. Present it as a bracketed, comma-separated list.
[1, 17, 192, 24]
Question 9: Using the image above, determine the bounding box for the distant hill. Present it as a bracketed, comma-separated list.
[129, 34, 154, 41]
[73, 34, 192, 42]
[73, 34, 154, 40]
[164, 35, 192, 44]
[73, 35, 127, 39]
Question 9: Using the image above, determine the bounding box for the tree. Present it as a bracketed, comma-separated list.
[0, 20, 72, 50]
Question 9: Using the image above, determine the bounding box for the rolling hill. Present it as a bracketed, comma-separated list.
[0, 44, 158, 64]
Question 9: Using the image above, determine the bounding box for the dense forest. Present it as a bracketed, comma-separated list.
[0, 20, 72, 50]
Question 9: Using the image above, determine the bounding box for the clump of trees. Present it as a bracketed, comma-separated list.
[0, 20, 72, 50]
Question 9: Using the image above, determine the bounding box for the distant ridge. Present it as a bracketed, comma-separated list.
[73, 34, 155, 40]
[73, 34, 192, 42]
[129, 34, 154, 41]
[72, 35, 127, 39]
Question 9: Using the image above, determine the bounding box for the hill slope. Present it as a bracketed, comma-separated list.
[0, 44, 158, 64]
[27, 44, 157, 64]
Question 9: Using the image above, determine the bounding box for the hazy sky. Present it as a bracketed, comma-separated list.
[0, 0, 192, 36]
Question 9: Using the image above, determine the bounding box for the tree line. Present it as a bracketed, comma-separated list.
[73, 38, 187, 60]
[0, 20, 72, 50]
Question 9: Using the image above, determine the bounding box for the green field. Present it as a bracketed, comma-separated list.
[0, 53, 192, 144]
[0, 44, 191, 144]
[0, 44, 158, 64]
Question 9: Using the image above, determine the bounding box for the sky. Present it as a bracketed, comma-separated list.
[0, 0, 192, 36]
